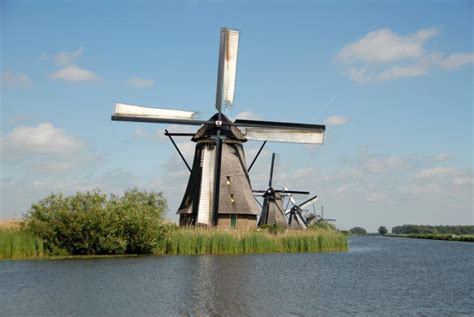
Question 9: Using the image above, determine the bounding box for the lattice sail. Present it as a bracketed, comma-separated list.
[113, 103, 198, 120]
[215, 28, 240, 111]
[234, 119, 325, 144]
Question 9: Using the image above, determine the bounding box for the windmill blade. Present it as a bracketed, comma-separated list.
[295, 211, 308, 229]
[284, 187, 297, 206]
[275, 190, 310, 195]
[112, 103, 208, 126]
[269, 153, 276, 187]
[215, 27, 240, 111]
[234, 119, 325, 144]
[298, 195, 319, 210]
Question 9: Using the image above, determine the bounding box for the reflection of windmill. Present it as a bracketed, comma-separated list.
[254, 153, 309, 227]
[111, 27, 325, 229]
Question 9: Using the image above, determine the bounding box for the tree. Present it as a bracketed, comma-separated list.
[349, 227, 367, 235]
[378, 226, 388, 235]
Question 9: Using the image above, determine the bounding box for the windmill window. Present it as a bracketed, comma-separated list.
[230, 194, 235, 203]
[230, 214, 237, 228]
[226, 176, 231, 185]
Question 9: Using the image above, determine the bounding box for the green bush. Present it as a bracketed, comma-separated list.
[23, 188, 167, 255]
[350, 227, 367, 235]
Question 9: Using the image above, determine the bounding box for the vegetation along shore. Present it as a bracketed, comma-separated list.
[0, 189, 347, 260]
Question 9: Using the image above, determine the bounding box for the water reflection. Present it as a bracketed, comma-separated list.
[1, 237, 473, 316]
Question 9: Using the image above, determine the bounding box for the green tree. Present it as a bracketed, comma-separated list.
[23, 188, 167, 255]
[378, 226, 388, 235]
[349, 227, 367, 235]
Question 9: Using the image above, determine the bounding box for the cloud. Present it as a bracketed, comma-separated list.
[1, 72, 32, 88]
[54, 47, 84, 65]
[337, 28, 437, 63]
[1, 122, 85, 156]
[127, 76, 155, 88]
[49, 64, 97, 82]
[324, 116, 349, 126]
[433, 153, 454, 161]
[232, 110, 261, 121]
[433, 52, 474, 70]
[377, 63, 428, 80]
[416, 166, 472, 186]
[336, 28, 474, 83]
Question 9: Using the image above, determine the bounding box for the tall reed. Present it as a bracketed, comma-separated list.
[0, 229, 44, 259]
[155, 227, 348, 255]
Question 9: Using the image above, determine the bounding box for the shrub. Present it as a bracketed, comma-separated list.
[350, 227, 367, 235]
[23, 188, 167, 255]
[378, 226, 388, 235]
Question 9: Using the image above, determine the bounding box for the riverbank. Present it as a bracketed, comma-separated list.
[1, 227, 348, 260]
[387, 233, 474, 242]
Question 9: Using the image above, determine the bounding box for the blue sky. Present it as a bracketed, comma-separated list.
[1, 1, 472, 231]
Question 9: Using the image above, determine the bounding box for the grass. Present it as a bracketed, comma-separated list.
[0, 229, 44, 259]
[388, 233, 474, 242]
[1, 226, 348, 260]
[155, 227, 348, 255]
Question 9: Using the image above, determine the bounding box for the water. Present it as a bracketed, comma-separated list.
[1, 237, 473, 316]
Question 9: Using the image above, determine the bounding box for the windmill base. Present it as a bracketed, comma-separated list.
[179, 214, 257, 230]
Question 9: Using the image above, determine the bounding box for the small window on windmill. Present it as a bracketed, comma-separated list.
[226, 176, 231, 186]
[230, 214, 237, 228]
[230, 194, 235, 203]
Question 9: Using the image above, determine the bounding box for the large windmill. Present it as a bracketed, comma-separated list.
[111, 27, 325, 229]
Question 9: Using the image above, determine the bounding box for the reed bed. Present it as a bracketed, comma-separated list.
[155, 228, 348, 255]
[0, 229, 44, 259]
[406, 233, 474, 242]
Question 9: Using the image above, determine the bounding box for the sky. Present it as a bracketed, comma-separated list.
[1, 1, 472, 231]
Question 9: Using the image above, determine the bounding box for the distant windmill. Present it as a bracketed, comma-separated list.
[253, 153, 310, 227]
[111, 27, 325, 229]
[285, 193, 319, 229]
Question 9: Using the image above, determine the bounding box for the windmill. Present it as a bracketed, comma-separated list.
[111, 27, 325, 229]
[253, 153, 310, 227]
[285, 194, 319, 229]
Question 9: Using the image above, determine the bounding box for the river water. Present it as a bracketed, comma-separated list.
[1, 236, 473, 316]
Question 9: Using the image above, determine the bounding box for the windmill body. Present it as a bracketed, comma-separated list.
[178, 113, 259, 228]
[111, 27, 325, 229]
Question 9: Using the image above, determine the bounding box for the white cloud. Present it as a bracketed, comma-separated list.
[343, 67, 372, 83]
[337, 28, 437, 63]
[434, 52, 474, 70]
[433, 153, 454, 161]
[1, 72, 32, 88]
[54, 47, 84, 65]
[336, 27, 474, 83]
[0, 122, 85, 156]
[232, 110, 261, 121]
[127, 76, 155, 88]
[378, 63, 428, 80]
[49, 64, 97, 82]
[324, 116, 349, 126]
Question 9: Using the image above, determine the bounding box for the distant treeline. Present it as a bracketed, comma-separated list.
[392, 225, 474, 235]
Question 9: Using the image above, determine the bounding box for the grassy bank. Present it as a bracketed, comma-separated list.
[1, 227, 348, 259]
[388, 233, 474, 242]
[0, 229, 44, 259]
[155, 227, 348, 255]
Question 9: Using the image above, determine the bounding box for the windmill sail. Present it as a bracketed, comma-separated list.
[215, 28, 240, 111]
[234, 119, 325, 144]
[112, 103, 206, 125]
